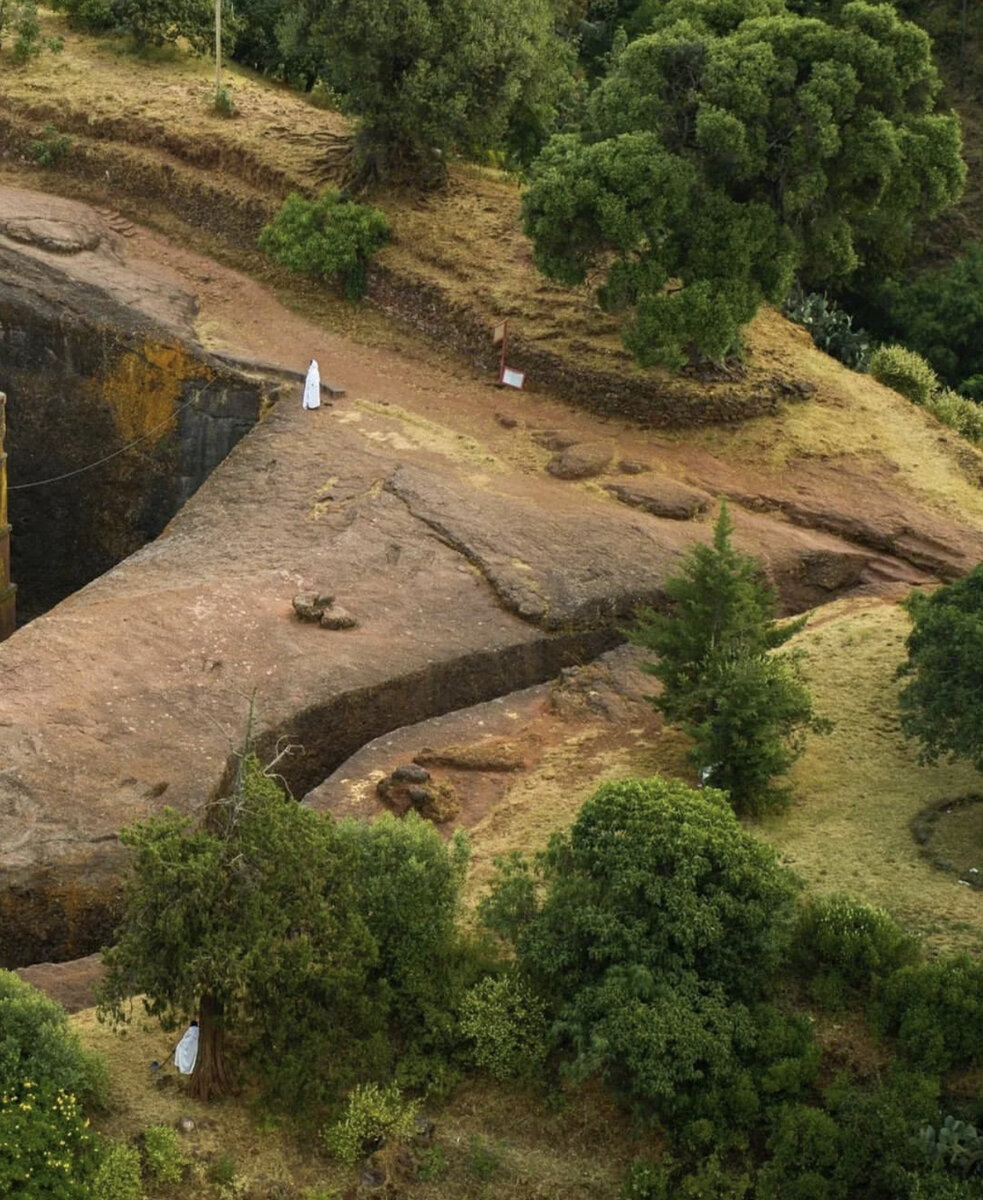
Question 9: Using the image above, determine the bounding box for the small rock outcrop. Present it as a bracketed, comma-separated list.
[605, 475, 712, 520]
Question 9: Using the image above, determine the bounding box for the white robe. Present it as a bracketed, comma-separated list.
[303, 360, 321, 409]
[174, 1024, 199, 1075]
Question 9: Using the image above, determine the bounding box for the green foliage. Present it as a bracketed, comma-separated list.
[207, 1152, 238, 1187]
[0, 1081, 99, 1200]
[467, 1135, 503, 1181]
[258, 192, 391, 300]
[28, 123, 73, 167]
[872, 957, 983, 1072]
[632, 503, 822, 813]
[791, 895, 920, 1006]
[757, 1103, 845, 1200]
[0, 972, 103, 1106]
[925, 388, 983, 446]
[482, 777, 810, 1125]
[99, 756, 378, 1104]
[213, 86, 236, 117]
[869, 344, 940, 405]
[90, 1140, 142, 1200]
[276, 0, 573, 184]
[11, 1, 41, 61]
[111, 0, 224, 50]
[49, 0, 118, 33]
[459, 971, 549, 1081]
[917, 1117, 983, 1178]
[783, 287, 871, 370]
[322, 1082, 419, 1167]
[142, 1124, 187, 1187]
[897, 566, 983, 771]
[854, 245, 983, 396]
[522, 0, 965, 368]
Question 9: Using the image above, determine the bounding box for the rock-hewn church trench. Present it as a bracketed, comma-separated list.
[3, 186, 983, 973]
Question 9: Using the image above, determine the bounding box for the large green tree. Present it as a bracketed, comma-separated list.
[897, 565, 983, 771]
[99, 758, 373, 1102]
[99, 755, 472, 1107]
[276, 0, 573, 183]
[480, 778, 812, 1123]
[522, 0, 965, 368]
[631, 503, 823, 811]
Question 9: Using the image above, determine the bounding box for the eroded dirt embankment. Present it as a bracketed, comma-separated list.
[3, 187, 983, 969]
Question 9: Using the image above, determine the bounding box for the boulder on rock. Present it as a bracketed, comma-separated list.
[547, 442, 614, 480]
[321, 605, 357, 630]
[292, 591, 335, 621]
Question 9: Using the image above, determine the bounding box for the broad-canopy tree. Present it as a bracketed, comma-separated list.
[897, 565, 983, 771]
[276, 0, 574, 183]
[480, 777, 812, 1123]
[98, 756, 470, 1106]
[522, 0, 965, 368]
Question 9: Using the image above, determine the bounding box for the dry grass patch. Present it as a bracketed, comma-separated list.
[763, 598, 983, 954]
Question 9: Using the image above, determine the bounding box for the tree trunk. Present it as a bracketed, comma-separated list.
[189, 993, 233, 1101]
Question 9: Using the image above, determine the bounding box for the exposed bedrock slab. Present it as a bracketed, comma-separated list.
[1, 188, 980, 969]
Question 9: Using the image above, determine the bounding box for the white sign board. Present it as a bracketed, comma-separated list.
[501, 367, 525, 389]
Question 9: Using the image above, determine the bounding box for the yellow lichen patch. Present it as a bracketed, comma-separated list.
[93, 341, 209, 445]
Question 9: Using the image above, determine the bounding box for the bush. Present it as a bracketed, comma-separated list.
[757, 1103, 844, 1200]
[791, 895, 920, 1007]
[28, 123, 73, 168]
[869, 345, 940, 406]
[925, 388, 983, 445]
[50, 0, 118, 32]
[0, 971, 103, 1106]
[322, 1082, 420, 1167]
[90, 1141, 142, 1200]
[0, 1081, 100, 1199]
[11, 1, 41, 61]
[783, 288, 872, 370]
[873, 957, 983, 1072]
[142, 1124, 187, 1187]
[459, 972, 549, 1082]
[258, 192, 391, 300]
[213, 86, 236, 118]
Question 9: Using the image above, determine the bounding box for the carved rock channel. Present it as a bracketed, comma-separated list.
[1, 188, 980, 969]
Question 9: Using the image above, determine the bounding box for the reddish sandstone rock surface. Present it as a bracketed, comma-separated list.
[2, 188, 983, 966]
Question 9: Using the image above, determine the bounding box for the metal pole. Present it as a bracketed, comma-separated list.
[215, 0, 222, 99]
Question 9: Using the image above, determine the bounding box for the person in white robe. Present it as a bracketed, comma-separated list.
[303, 359, 321, 409]
[173, 1021, 199, 1075]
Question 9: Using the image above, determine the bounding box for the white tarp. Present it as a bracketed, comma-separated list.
[173, 1023, 199, 1075]
[303, 359, 321, 409]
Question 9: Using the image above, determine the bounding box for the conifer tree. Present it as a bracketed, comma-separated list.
[632, 503, 825, 812]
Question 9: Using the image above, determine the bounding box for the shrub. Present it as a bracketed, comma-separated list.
[322, 1083, 420, 1167]
[925, 388, 983, 445]
[258, 192, 391, 300]
[142, 1124, 187, 1187]
[0, 1081, 100, 1199]
[757, 1104, 844, 1200]
[49, 0, 118, 32]
[869, 345, 940, 406]
[791, 895, 920, 1006]
[11, 1, 41, 61]
[873, 957, 983, 1072]
[0, 971, 103, 1106]
[917, 1116, 983, 1178]
[459, 972, 549, 1082]
[28, 123, 73, 168]
[783, 288, 871, 370]
[90, 1141, 142, 1200]
[213, 86, 236, 118]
